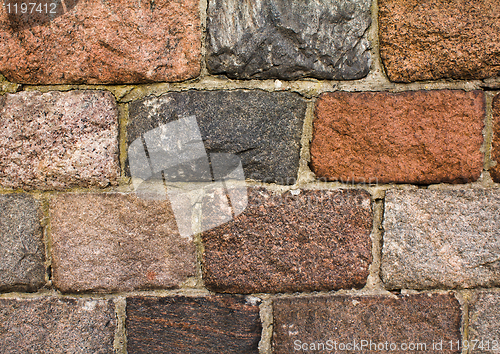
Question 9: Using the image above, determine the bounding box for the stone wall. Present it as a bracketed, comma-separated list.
[1, 0, 499, 352]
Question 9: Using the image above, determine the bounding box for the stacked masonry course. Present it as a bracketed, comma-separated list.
[0, 0, 499, 352]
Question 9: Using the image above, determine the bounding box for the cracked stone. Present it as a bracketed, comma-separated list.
[206, 0, 372, 80]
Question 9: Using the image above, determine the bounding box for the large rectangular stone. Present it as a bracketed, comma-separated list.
[273, 293, 462, 354]
[311, 90, 484, 184]
[0, 0, 201, 84]
[379, 0, 500, 82]
[206, 0, 372, 80]
[469, 291, 500, 354]
[128, 90, 307, 185]
[0, 90, 119, 190]
[50, 193, 196, 293]
[382, 189, 500, 290]
[0, 194, 45, 292]
[126, 296, 261, 354]
[0, 297, 115, 353]
[201, 188, 372, 294]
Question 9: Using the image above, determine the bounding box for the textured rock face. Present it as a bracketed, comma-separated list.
[202, 188, 372, 294]
[0, 90, 119, 190]
[490, 94, 500, 182]
[273, 294, 461, 354]
[0, 297, 115, 353]
[379, 0, 500, 82]
[311, 90, 484, 184]
[469, 292, 500, 354]
[206, 0, 372, 80]
[0, 0, 201, 84]
[126, 296, 262, 354]
[50, 193, 196, 293]
[128, 90, 307, 184]
[382, 189, 500, 290]
[0, 194, 45, 292]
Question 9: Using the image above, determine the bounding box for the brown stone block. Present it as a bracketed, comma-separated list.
[311, 90, 484, 184]
[0, 297, 115, 353]
[0, 90, 119, 190]
[126, 296, 261, 354]
[50, 193, 196, 293]
[379, 0, 500, 82]
[0, 0, 201, 84]
[273, 293, 462, 354]
[202, 188, 372, 294]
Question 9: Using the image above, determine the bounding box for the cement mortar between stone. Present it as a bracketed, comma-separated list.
[365, 198, 385, 291]
[113, 297, 127, 354]
[258, 297, 273, 354]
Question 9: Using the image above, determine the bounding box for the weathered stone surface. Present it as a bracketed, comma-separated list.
[206, 0, 371, 80]
[50, 193, 196, 293]
[202, 188, 372, 294]
[379, 0, 500, 82]
[490, 94, 500, 182]
[0, 90, 119, 190]
[469, 291, 500, 354]
[0, 194, 45, 292]
[0, 0, 201, 84]
[311, 90, 484, 184]
[0, 297, 115, 353]
[273, 293, 461, 354]
[128, 90, 307, 184]
[126, 296, 261, 354]
[382, 189, 500, 290]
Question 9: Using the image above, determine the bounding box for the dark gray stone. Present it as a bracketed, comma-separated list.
[0, 194, 45, 292]
[0, 297, 115, 353]
[128, 90, 307, 185]
[206, 0, 372, 80]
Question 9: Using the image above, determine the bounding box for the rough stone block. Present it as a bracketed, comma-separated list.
[0, 90, 119, 190]
[128, 90, 307, 185]
[126, 296, 261, 354]
[0, 0, 201, 84]
[0, 297, 115, 353]
[273, 293, 462, 354]
[379, 0, 500, 82]
[469, 291, 500, 354]
[202, 188, 372, 294]
[50, 193, 196, 293]
[382, 189, 500, 290]
[490, 94, 500, 182]
[0, 194, 45, 292]
[311, 90, 484, 184]
[206, 0, 372, 80]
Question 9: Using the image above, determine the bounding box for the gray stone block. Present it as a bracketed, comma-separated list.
[206, 0, 372, 80]
[382, 189, 500, 290]
[0, 194, 45, 292]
